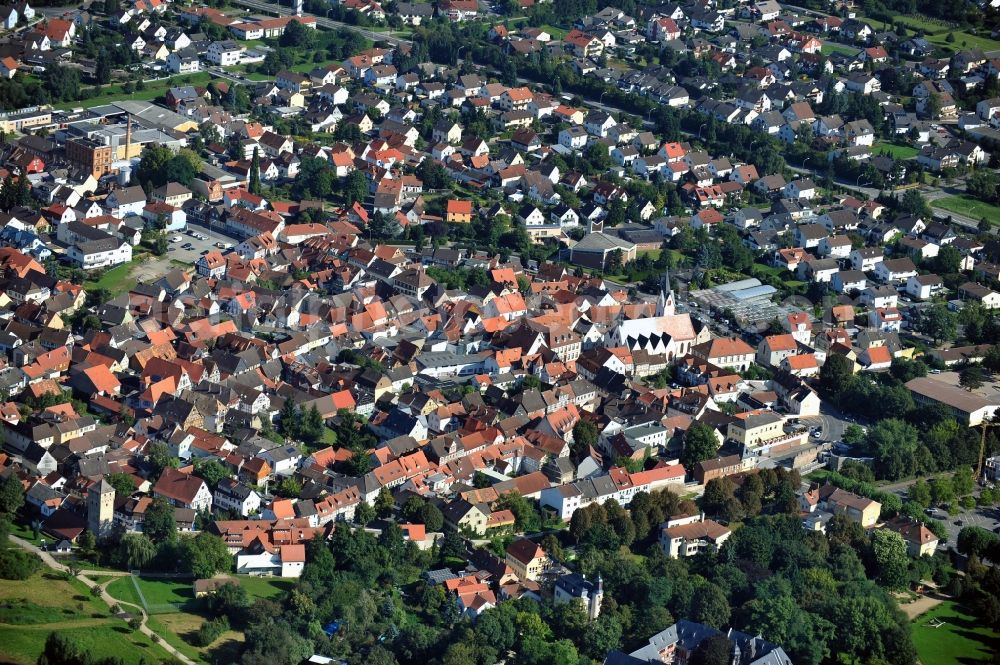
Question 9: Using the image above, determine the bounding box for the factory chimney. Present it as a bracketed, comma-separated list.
[125, 113, 132, 160]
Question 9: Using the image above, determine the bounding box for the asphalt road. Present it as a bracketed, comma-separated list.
[786, 164, 884, 200]
[205, 65, 251, 84]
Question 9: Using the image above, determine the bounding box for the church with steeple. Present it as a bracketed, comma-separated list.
[605, 269, 706, 360]
[656, 269, 675, 317]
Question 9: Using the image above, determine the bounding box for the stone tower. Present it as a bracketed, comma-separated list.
[87, 478, 115, 540]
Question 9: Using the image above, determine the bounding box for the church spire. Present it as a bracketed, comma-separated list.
[656, 268, 675, 316]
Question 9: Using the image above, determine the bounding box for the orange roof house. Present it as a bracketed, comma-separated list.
[446, 199, 474, 223]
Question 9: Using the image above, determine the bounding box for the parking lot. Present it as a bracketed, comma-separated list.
[936, 503, 1000, 548]
[165, 224, 240, 264]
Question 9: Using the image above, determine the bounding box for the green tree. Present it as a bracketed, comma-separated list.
[956, 526, 999, 558]
[249, 147, 262, 196]
[118, 533, 156, 570]
[581, 613, 622, 659]
[917, 304, 957, 345]
[690, 634, 733, 665]
[355, 501, 376, 526]
[299, 404, 325, 444]
[419, 503, 444, 531]
[0, 548, 40, 580]
[147, 441, 175, 477]
[870, 529, 909, 590]
[280, 18, 315, 48]
[343, 170, 369, 206]
[908, 479, 931, 507]
[94, 53, 112, 85]
[842, 424, 865, 446]
[605, 248, 624, 274]
[0, 473, 25, 519]
[375, 487, 394, 517]
[960, 365, 987, 391]
[819, 353, 854, 402]
[690, 583, 731, 628]
[571, 420, 598, 457]
[953, 466, 975, 497]
[930, 476, 955, 506]
[279, 397, 299, 440]
[865, 419, 920, 481]
[193, 459, 229, 490]
[143, 498, 176, 544]
[182, 532, 232, 578]
[681, 422, 719, 472]
[37, 631, 83, 665]
[275, 477, 302, 498]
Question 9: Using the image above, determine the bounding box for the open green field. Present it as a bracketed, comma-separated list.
[932, 195, 1000, 227]
[911, 601, 1000, 665]
[873, 142, 919, 160]
[821, 42, 858, 56]
[539, 24, 569, 40]
[84, 260, 140, 295]
[238, 576, 295, 600]
[148, 613, 245, 665]
[135, 577, 195, 609]
[54, 72, 214, 111]
[864, 14, 999, 53]
[924, 30, 1000, 54]
[106, 576, 143, 608]
[0, 571, 173, 665]
[106, 575, 195, 613]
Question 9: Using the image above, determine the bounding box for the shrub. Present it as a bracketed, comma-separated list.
[0, 549, 40, 580]
[193, 616, 229, 646]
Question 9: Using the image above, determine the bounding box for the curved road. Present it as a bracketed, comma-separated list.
[7, 534, 196, 665]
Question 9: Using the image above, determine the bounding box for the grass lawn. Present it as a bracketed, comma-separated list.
[911, 601, 1000, 665]
[151, 613, 245, 664]
[146, 615, 206, 663]
[864, 13, 999, 53]
[0, 624, 173, 665]
[238, 576, 295, 600]
[83, 261, 139, 296]
[132, 577, 195, 610]
[539, 24, 569, 39]
[873, 142, 919, 159]
[924, 30, 1000, 54]
[821, 42, 858, 56]
[932, 195, 1000, 227]
[54, 72, 213, 111]
[9, 522, 46, 547]
[106, 577, 143, 609]
[0, 571, 172, 665]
